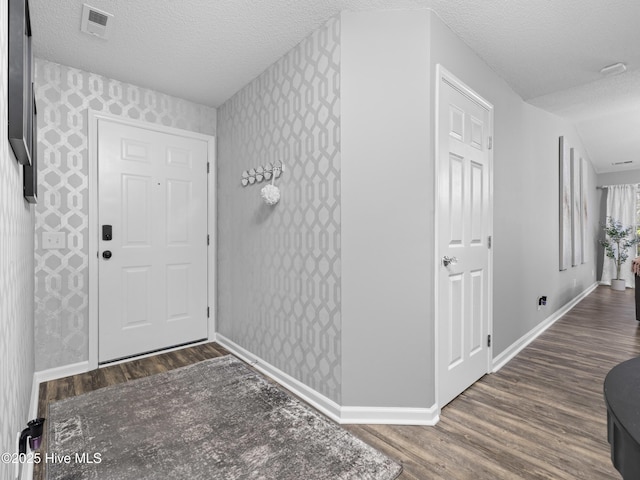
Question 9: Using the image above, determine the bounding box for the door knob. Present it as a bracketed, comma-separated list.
[102, 250, 112, 260]
[442, 255, 458, 267]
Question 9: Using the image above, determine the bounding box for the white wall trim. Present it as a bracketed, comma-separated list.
[492, 282, 599, 372]
[34, 361, 90, 385]
[22, 371, 49, 480]
[22, 361, 92, 479]
[217, 334, 440, 425]
[340, 405, 440, 425]
[28, 376, 39, 422]
[207, 137, 217, 342]
[21, 453, 33, 480]
[216, 334, 343, 422]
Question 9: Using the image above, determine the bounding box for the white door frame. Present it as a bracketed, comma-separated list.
[87, 110, 216, 370]
[433, 65, 494, 409]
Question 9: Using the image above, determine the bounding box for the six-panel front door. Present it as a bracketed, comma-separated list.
[97, 119, 208, 363]
[437, 69, 493, 408]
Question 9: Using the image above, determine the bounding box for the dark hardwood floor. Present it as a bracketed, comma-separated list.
[36, 286, 636, 479]
[345, 286, 637, 479]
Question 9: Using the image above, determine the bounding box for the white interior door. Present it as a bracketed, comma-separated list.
[437, 68, 493, 408]
[97, 119, 209, 363]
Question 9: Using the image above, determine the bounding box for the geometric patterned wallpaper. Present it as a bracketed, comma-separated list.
[33, 59, 216, 371]
[0, 0, 36, 476]
[217, 17, 341, 402]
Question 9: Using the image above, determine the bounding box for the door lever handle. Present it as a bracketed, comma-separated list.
[442, 255, 458, 267]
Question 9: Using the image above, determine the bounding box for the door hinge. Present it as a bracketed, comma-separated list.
[488, 235, 492, 249]
[207, 162, 210, 174]
[487, 334, 492, 347]
[488, 136, 493, 150]
[207, 307, 210, 318]
[207, 234, 210, 246]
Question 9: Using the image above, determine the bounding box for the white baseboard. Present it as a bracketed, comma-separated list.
[20, 451, 33, 480]
[340, 405, 439, 425]
[23, 373, 39, 479]
[28, 361, 90, 432]
[21, 361, 88, 480]
[26, 360, 90, 480]
[492, 282, 599, 372]
[216, 334, 343, 422]
[28, 376, 39, 421]
[34, 361, 90, 386]
[216, 334, 440, 426]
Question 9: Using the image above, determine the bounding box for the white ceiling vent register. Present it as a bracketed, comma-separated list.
[80, 4, 113, 39]
[599, 62, 627, 77]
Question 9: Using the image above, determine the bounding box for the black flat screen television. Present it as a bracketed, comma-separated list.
[8, 0, 37, 203]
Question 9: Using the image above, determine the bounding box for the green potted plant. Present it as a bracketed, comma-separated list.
[600, 216, 638, 291]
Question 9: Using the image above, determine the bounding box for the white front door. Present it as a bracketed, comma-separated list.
[97, 118, 209, 363]
[437, 67, 493, 408]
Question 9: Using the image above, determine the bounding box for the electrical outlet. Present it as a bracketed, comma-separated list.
[42, 231, 66, 250]
[537, 296, 547, 311]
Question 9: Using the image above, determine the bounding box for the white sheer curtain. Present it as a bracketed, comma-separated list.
[601, 184, 637, 287]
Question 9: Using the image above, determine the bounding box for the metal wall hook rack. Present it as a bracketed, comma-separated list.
[241, 161, 285, 187]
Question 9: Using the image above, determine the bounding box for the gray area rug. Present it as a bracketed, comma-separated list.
[47, 355, 402, 479]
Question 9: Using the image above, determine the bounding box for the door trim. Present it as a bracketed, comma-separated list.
[433, 65, 494, 408]
[87, 110, 216, 370]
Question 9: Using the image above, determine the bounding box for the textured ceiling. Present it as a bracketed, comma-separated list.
[30, 0, 640, 173]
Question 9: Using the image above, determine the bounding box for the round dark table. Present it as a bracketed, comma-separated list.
[605, 356, 640, 479]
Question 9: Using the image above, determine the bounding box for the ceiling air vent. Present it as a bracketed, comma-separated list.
[611, 160, 634, 166]
[80, 4, 113, 39]
[600, 62, 627, 77]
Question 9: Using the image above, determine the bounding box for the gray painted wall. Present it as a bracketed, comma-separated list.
[341, 10, 432, 408]
[33, 59, 216, 371]
[216, 17, 342, 402]
[0, 2, 36, 477]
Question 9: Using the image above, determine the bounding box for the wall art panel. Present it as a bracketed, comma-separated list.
[581, 157, 588, 264]
[571, 148, 582, 267]
[559, 136, 571, 271]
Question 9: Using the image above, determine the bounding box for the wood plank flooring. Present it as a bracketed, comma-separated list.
[36, 286, 636, 479]
[345, 286, 636, 479]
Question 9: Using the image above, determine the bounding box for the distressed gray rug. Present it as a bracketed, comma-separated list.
[47, 355, 402, 480]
